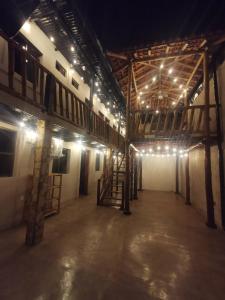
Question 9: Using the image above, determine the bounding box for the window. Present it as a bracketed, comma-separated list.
[95, 153, 101, 171]
[0, 128, 16, 177]
[52, 148, 70, 174]
[72, 78, 79, 90]
[56, 61, 66, 77]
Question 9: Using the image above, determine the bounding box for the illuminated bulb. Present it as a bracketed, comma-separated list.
[179, 149, 184, 154]
[152, 76, 156, 82]
[107, 101, 110, 105]
[97, 88, 101, 92]
[172, 101, 176, 105]
[156, 110, 159, 114]
[149, 148, 153, 152]
[19, 121, 25, 128]
[22, 21, 31, 33]
[50, 36, 55, 42]
[107, 108, 110, 113]
[160, 63, 164, 69]
[157, 146, 161, 150]
[168, 68, 173, 74]
[141, 101, 145, 104]
[93, 93, 97, 97]
[73, 59, 77, 65]
[113, 104, 115, 108]
[142, 149, 145, 153]
[81, 77, 84, 81]
[146, 105, 149, 109]
[71, 46, 75, 52]
[82, 66, 86, 71]
[22, 45, 27, 51]
[173, 148, 177, 152]
[145, 84, 149, 89]
[95, 82, 99, 87]
[139, 91, 143, 96]
[173, 78, 178, 83]
[137, 96, 141, 100]
[179, 84, 183, 89]
[165, 145, 169, 150]
[184, 153, 188, 157]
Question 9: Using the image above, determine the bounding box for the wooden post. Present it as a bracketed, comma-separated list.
[138, 157, 143, 191]
[130, 150, 134, 201]
[133, 156, 138, 199]
[213, 67, 225, 229]
[25, 120, 52, 245]
[185, 154, 191, 205]
[203, 51, 216, 228]
[175, 155, 179, 194]
[124, 62, 132, 215]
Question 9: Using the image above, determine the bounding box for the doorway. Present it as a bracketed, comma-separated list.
[79, 150, 90, 195]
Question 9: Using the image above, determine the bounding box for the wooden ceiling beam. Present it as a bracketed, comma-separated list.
[133, 49, 203, 63]
[107, 51, 128, 61]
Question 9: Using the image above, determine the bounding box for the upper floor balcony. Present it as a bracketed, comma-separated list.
[0, 31, 125, 150]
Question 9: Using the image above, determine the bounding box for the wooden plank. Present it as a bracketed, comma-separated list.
[8, 42, 15, 90]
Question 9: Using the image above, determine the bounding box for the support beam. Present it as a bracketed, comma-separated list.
[107, 51, 128, 61]
[203, 51, 216, 228]
[185, 154, 191, 205]
[213, 67, 225, 229]
[133, 156, 138, 199]
[175, 156, 179, 194]
[124, 62, 132, 215]
[138, 157, 143, 191]
[25, 120, 52, 245]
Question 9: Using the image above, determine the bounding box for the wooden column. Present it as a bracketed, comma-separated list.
[130, 150, 134, 201]
[203, 51, 216, 228]
[25, 120, 52, 245]
[138, 157, 143, 191]
[133, 156, 138, 199]
[213, 67, 225, 229]
[185, 154, 191, 205]
[124, 62, 132, 215]
[175, 155, 179, 194]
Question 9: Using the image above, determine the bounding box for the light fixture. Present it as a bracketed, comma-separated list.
[82, 66, 86, 71]
[152, 76, 156, 82]
[25, 128, 38, 144]
[156, 110, 159, 114]
[179, 84, 183, 89]
[142, 149, 145, 153]
[173, 78, 178, 83]
[97, 88, 101, 92]
[95, 82, 99, 87]
[107, 101, 110, 105]
[137, 96, 141, 100]
[81, 77, 84, 81]
[146, 105, 149, 109]
[168, 68, 173, 74]
[173, 148, 177, 152]
[165, 145, 169, 150]
[172, 101, 176, 105]
[145, 85, 149, 89]
[149, 148, 153, 152]
[22, 21, 31, 33]
[19, 121, 25, 128]
[157, 146, 161, 150]
[113, 104, 115, 108]
[139, 91, 143, 96]
[73, 59, 77, 65]
[71, 46, 75, 52]
[22, 45, 27, 51]
[50, 36, 55, 42]
[141, 100, 145, 104]
[160, 63, 164, 69]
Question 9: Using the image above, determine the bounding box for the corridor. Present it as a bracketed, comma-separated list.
[0, 191, 225, 300]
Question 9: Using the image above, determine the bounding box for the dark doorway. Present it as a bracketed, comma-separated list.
[79, 150, 89, 195]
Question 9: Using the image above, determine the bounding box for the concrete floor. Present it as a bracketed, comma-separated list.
[0, 191, 225, 300]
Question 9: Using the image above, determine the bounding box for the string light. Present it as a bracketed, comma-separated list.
[173, 78, 178, 83]
[152, 76, 157, 82]
[145, 84, 149, 89]
[179, 84, 183, 89]
[172, 101, 176, 105]
[160, 63, 164, 69]
[73, 59, 77, 65]
[71, 46, 75, 52]
[156, 110, 159, 114]
[50, 36, 55, 42]
[168, 68, 173, 74]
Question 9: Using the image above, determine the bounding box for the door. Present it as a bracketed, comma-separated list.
[79, 150, 90, 195]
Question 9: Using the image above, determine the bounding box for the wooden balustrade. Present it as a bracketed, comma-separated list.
[0, 31, 124, 150]
[131, 105, 217, 140]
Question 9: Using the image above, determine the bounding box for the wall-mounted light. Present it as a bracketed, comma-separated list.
[22, 21, 31, 33]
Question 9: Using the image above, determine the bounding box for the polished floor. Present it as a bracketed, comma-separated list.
[0, 191, 225, 300]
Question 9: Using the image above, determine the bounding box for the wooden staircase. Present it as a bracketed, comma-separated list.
[97, 153, 125, 208]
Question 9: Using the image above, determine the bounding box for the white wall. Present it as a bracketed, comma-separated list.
[20, 21, 117, 127]
[142, 156, 176, 192]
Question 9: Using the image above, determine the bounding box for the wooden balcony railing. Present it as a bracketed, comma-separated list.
[0, 31, 125, 150]
[131, 105, 217, 141]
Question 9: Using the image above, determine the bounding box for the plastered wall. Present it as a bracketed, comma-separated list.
[142, 156, 176, 192]
[0, 122, 104, 230]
